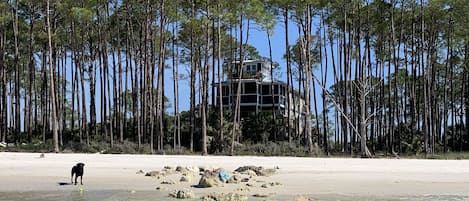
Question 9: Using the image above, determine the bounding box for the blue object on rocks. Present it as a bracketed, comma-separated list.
[219, 171, 231, 182]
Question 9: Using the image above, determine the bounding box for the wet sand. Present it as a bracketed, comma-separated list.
[0, 152, 468, 200]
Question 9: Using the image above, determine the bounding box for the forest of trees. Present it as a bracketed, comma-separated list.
[0, 0, 468, 157]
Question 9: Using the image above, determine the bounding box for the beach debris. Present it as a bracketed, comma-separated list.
[240, 178, 249, 183]
[161, 180, 176, 185]
[136, 170, 144, 174]
[261, 184, 269, 188]
[130, 190, 137, 194]
[245, 183, 254, 187]
[145, 171, 160, 177]
[219, 171, 232, 182]
[39, 153, 45, 158]
[201, 192, 248, 201]
[169, 189, 196, 199]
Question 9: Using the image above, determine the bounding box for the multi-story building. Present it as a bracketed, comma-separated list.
[213, 60, 306, 135]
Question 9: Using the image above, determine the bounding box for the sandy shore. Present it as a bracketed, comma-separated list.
[1, 152, 469, 200]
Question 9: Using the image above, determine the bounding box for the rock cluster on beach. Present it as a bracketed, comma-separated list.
[142, 165, 307, 200]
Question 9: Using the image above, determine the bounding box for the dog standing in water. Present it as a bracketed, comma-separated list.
[71, 163, 85, 185]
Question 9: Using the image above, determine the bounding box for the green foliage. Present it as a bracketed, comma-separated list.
[234, 141, 309, 157]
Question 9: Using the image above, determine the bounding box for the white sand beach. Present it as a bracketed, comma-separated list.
[0, 152, 469, 200]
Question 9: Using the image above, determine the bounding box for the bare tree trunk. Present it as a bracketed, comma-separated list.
[304, 5, 313, 153]
[201, 0, 210, 155]
[267, 30, 276, 142]
[0, 31, 6, 143]
[320, 11, 329, 154]
[420, 0, 429, 155]
[157, 0, 166, 153]
[284, 7, 292, 143]
[217, 1, 224, 145]
[464, 41, 469, 151]
[13, 0, 20, 145]
[230, 14, 245, 155]
[189, 0, 196, 152]
[27, 5, 36, 143]
[47, 0, 59, 152]
[172, 15, 180, 149]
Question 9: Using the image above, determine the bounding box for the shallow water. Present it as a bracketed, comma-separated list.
[0, 191, 468, 201]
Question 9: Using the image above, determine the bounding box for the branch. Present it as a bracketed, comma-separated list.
[366, 106, 385, 122]
[311, 72, 372, 157]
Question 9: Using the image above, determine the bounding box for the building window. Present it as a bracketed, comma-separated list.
[222, 86, 229, 96]
[262, 85, 270, 95]
[245, 82, 256, 94]
[263, 96, 273, 104]
[241, 95, 257, 103]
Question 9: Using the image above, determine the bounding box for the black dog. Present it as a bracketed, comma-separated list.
[71, 163, 85, 185]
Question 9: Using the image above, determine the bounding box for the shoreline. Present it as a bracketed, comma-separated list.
[1, 152, 469, 200]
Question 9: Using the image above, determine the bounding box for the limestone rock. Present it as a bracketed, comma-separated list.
[175, 166, 184, 172]
[234, 166, 277, 177]
[180, 176, 192, 182]
[201, 193, 248, 201]
[145, 171, 160, 177]
[161, 180, 176, 185]
[227, 174, 241, 184]
[169, 189, 195, 199]
[198, 174, 223, 188]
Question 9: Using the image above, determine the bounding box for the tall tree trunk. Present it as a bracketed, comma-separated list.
[284, 7, 292, 143]
[89, 29, 97, 144]
[464, 41, 469, 150]
[267, 29, 276, 142]
[189, 0, 196, 152]
[217, 1, 224, 146]
[304, 5, 313, 153]
[47, 0, 59, 153]
[172, 18, 180, 149]
[420, 0, 429, 155]
[157, 0, 166, 153]
[27, 5, 35, 143]
[13, 0, 20, 145]
[201, 0, 210, 155]
[320, 11, 329, 155]
[0, 31, 6, 143]
[231, 15, 250, 155]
